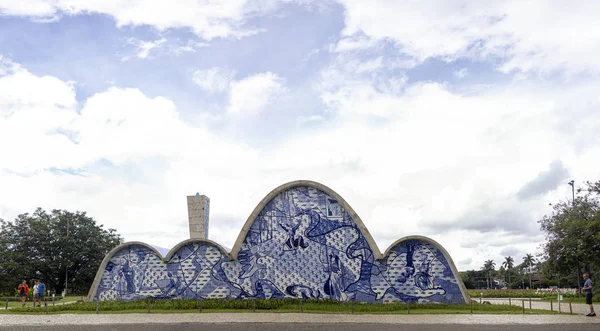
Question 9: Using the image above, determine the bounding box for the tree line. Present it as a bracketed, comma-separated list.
[460, 254, 541, 289]
[461, 180, 600, 290]
[0, 208, 122, 296]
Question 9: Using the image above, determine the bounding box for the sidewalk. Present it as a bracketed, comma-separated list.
[0, 313, 599, 326]
[482, 298, 590, 315]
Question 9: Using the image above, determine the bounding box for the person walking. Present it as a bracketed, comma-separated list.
[36, 280, 46, 307]
[32, 281, 38, 306]
[583, 272, 596, 317]
[17, 280, 29, 307]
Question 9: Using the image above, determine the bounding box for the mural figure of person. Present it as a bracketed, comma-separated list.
[121, 257, 135, 293]
[324, 252, 348, 301]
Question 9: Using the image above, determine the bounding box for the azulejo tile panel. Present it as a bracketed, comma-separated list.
[91, 185, 467, 303]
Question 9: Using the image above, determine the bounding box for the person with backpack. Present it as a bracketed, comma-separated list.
[17, 280, 28, 307]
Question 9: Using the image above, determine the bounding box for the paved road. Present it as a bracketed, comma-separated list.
[1, 313, 598, 327]
[0, 323, 599, 331]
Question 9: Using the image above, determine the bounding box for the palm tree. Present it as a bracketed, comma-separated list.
[483, 260, 496, 289]
[502, 256, 514, 288]
[523, 254, 535, 289]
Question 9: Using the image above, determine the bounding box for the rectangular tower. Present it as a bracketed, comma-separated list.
[187, 194, 210, 239]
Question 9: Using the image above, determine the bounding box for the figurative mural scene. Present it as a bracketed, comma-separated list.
[90, 184, 467, 303]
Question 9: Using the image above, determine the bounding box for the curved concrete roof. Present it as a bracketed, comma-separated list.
[229, 179, 383, 260]
[88, 180, 468, 302]
[381, 235, 470, 303]
[164, 238, 229, 260]
[86, 238, 229, 300]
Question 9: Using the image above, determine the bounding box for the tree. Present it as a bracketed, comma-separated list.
[523, 253, 536, 289]
[459, 270, 488, 289]
[539, 180, 600, 291]
[502, 256, 514, 288]
[0, 208, 122, 295]
[482, 260, 496, 289]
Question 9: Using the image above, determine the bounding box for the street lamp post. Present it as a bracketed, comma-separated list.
[568, 180, 575, 204]
[65, 219, 69, 297]
[568, 180, 581, 292]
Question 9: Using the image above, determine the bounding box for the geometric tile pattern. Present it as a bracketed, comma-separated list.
[91, 185, 466, 303]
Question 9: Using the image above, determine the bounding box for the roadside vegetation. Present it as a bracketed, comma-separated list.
[469, 289, 599, 304]
[1, 298, 562, 315]
[461, 180, 600, 301]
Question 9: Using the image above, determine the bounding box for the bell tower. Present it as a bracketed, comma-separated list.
[187, 193, 210, 239]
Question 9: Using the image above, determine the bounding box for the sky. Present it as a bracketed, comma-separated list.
[1, 0, 599, 272]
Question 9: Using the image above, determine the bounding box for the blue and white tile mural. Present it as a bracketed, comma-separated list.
[90, 185, 467, 303]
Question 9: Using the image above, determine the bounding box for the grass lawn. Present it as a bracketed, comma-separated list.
[0, 307, 563, 315]
[0, 298, 566, 315]
[0, 296, 82, 309]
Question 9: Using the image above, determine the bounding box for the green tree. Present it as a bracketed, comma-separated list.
[460, 270, 487, 289]
[459, 269, 488, 289]
[0, 208, 122, 295]
[482, 260, 496, 289]
[539, 180, 600, 290]
[523, 253, 536, 289]
[502, 256, 514, 288]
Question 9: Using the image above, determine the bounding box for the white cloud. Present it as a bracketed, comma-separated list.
[306, 66, 599, 270]
[0, 0, 57, 17]
[0, 62, 78, 172]
[332, 34, 377, 53]
[193, 67, 236, 94]
[335, 0, 600, 75]
[0, 60, 596, 270]
[227, 72, 285, 116]
[354, 57, 383, 73]
[297, 114, 324, 124]
[191, 69, 287, 117]
[0, 57, 261, 243]
[72, 87, 190, 165]
[454, 68, 468, 79]
[0, 0, 273, 40]
[170, 40, 209, 55]
[1, 0, 600, 275]
[121, 38, 209, 61]
[5, 1, 599, 76]
[125, 37, 167, 60]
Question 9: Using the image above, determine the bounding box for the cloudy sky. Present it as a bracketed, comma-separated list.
[1, 0, 599, 271]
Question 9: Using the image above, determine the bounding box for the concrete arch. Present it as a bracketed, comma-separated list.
[164, 238, 230, 261]
[229, 180, 383, 260]
[87, 238, 230, 300]
[87, 241, 160, 300]
[381, 235, 470, 303]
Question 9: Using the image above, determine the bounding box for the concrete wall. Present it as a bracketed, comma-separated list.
[89, 182, 468, 303]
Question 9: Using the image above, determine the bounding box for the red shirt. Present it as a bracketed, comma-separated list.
[18, 284, 29, 295]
